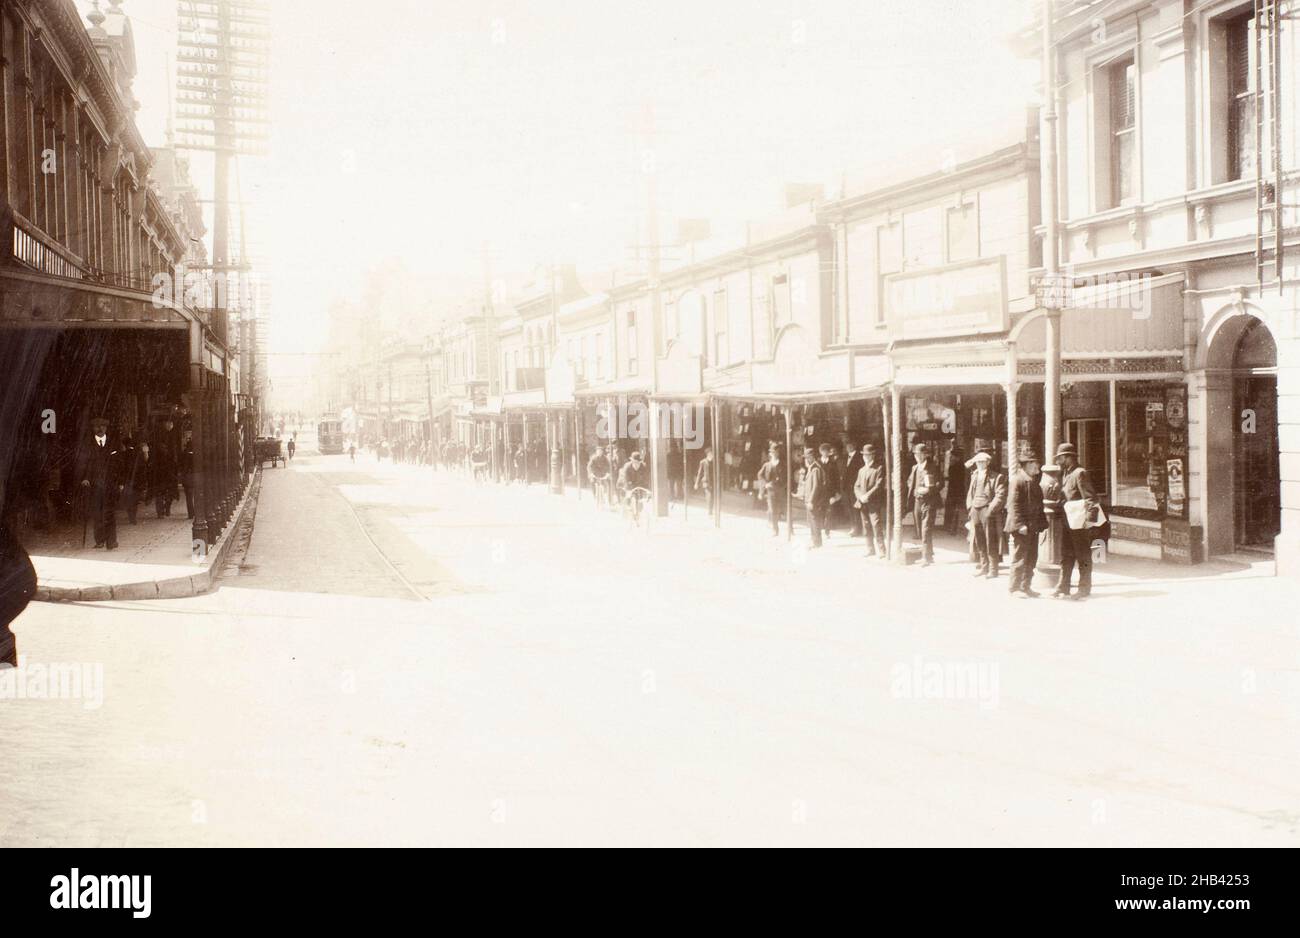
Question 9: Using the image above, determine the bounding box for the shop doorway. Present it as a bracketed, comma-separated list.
[1232, 320, 1279, 550]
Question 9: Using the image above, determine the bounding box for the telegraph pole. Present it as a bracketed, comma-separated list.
[1040, 0, 1066, 573]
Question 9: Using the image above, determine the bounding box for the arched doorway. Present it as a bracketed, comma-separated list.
[1229, 318, 1279, 550]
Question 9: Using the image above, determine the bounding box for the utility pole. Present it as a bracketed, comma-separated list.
[1040, 0, 1066, 573]
[175, 0, 269, 546]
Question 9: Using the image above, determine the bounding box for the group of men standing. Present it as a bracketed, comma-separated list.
[75, 416, 192, 551]
[903, 439, 1099, 600]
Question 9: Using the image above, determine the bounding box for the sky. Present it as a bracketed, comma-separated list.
[81, 0, 1040, 403]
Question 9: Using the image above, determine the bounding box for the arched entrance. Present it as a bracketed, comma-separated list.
[1230, 319, 1279, 549]
[1204, 312, 1280, 554]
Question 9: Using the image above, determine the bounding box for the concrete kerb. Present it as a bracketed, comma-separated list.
[33, 468, 262, 603]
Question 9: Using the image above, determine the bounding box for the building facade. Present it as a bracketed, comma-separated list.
[1, 0, 246, 549]
[1027, 0, 1299, 572]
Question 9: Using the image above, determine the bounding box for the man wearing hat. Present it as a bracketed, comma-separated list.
[756, 444, 786, 537]
[802, 446, 829, 548]
[1054, 442, 1099, 601]
[76, 417, 123, 550]
[905, 442, 942, 565]
[965, 444, 1007, 578]
[853, 443, 886, 558]
[1004, 447, 1047, 597]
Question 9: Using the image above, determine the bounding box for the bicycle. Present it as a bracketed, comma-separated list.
[591, 474, 612, 511]
[623, 486, 652, 527]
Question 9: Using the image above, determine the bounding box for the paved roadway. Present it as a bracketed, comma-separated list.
[2, 446, 1298, 846]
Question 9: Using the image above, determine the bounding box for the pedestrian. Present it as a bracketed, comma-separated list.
[75, 417, 122, 550]
[905, 441, 941, 566]
[152, 419, 179, 518]
[617, 450, 651, 524]
[470, 444, 489, 484]
[349, 441, 357, 463]
[842, 440, 864, 536]
[287, 437, 296, 461]
[853, 443, 886, 558]
[693, 447, 715, 514]
[816, 443, 841, 537]
[667, 440, 685, 501]
[756, 444, 786, 537]
[802, 446, 829, 549]
[965, 447, 1007, 579]
[0, 510, 37, 668]
[943, 441, 966, 534]
[122, 437, 152, 525]
[1053, 442, 1100, 601]
[1005, 448, 1046, 598]
[587, 444, 612, 507]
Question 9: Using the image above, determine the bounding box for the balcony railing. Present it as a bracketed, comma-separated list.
[9, 217, 86, 281]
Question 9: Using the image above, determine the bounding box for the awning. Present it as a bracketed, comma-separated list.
[1016, 272, 1185, 355]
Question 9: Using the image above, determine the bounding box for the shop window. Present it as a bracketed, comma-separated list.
[1115, 381, 1187, 518]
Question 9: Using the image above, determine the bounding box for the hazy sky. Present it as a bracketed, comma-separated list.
[83, 0, 1038, 396]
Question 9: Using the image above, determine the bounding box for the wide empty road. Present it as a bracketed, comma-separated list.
[2, 449, 1298, 846]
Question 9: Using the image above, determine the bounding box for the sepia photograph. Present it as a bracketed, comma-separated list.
[0, 0, 1297, 905]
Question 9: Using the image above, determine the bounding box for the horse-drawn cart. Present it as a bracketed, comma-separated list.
[254, 436, 284, 468]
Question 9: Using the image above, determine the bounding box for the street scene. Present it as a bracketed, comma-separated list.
[1, 0, 1299, 856]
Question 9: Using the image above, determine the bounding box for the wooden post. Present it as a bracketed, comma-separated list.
[890, 383, 904, 563]
[712, 398, 722, 527]
[881, 394, 892, 556]
[783, 405, 794, 541]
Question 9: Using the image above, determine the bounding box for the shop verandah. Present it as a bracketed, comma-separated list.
[0, 279, 249, 572]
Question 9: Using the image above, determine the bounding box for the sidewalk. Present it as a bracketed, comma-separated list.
[401, 459, 1279, 596]
[25, 475, 259, 602]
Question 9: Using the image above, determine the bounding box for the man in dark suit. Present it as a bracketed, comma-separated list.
[853, 443, 886, 558]
[802, 447, 828, 548]
[76, 417, 122, 550]
[817, 443, 841, 536]
[905, 442, 941, 566]
[1054, 442, 1100, 601]
[966, 447, 1008, 579]
[152, 419, 179, 517]
[943, 441, 966, 534]
[1004, 448, 1047, 598]
[842, 441, 864, 536]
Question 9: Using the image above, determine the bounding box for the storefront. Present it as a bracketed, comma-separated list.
[1012, 272, 1192, 561]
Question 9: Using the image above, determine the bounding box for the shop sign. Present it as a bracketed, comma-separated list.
[885, 257, 1007, 340]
